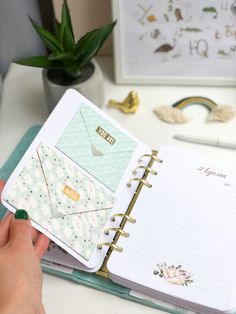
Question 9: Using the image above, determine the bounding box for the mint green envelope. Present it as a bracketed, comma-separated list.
[0, 126, 204, 314]
[56, 103, 137, 192]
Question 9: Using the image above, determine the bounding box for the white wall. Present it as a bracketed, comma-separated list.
[52, 0, 113, 56]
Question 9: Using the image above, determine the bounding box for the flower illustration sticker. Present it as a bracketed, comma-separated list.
[153, 262, 194, 286]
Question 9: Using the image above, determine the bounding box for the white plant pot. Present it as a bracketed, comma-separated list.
[42, 59, 104, 113]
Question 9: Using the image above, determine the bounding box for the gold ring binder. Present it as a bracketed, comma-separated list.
[127, 178, 152, 188]
[132, 165, 157, 176]
[138, 153, 163, 163]
[98, 150, 160, 277]
[104, 228, 129, 237]
[110, 214, 136, 224]
[97, 242, 123, 252]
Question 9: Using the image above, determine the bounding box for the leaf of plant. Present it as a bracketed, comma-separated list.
[74, 21, 116, 67]
[30, 17, 63, 52]
[64, 63, 81, 78]
[63, 26, 76, 51]
[53, 18, 61, 38]
[15, 56, 51, 68]
[48, 51, 73, 61]
[74, 29, 100, 66]
[74, 30, 95, 55]
[95, 21, 117, 50]
[59, 0, 75, 45]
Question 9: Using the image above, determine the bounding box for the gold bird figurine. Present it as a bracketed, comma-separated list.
[108, 91, 139, 113]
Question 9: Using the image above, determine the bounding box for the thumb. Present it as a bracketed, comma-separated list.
[9, 209, 32, 247]
[0, 180, 5, 196]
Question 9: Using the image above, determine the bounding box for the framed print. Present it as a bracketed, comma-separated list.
[112, 0, 236, 86]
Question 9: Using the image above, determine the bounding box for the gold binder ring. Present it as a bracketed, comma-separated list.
[97, 242, 123, 252]
[132, 165, 157, 175]
[138, 154, 163, 163]
[110, 214, 136, 224]
[104, 228, 129, 237]
[127, 178, 152, 188]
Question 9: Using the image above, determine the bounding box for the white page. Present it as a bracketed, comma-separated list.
[108, 146, 236, 313]
[1, 89, 151, 271]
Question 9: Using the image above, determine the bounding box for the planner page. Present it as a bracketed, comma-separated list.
[108, 146, 236, 313]
[1, 89, 151, 272]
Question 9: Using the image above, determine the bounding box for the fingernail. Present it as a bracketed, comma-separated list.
[15, 209, 29, 220]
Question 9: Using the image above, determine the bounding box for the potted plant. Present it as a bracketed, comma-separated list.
[16, 0, 116, 112]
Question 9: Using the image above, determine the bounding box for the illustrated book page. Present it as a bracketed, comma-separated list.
[108, 146, 236, 313]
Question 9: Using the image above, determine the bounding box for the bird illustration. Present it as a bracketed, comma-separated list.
[174, 8, 183, 21]
[154, 38, 176, 60]
[218, 49, 230, 56]
[202, 6, 218, 19]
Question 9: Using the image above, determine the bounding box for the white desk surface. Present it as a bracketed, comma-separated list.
[0, 57, 236, 314]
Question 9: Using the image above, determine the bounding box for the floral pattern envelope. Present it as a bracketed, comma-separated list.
[4, 143, 115, 260]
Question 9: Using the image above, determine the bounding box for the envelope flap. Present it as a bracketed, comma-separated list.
[37, 144, 115, 218]
[57, 104, 137, 157]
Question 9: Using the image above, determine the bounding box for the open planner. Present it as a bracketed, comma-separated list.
[2, 89, 236, 314]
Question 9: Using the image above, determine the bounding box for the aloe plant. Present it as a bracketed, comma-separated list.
[16, 0, 116, 81]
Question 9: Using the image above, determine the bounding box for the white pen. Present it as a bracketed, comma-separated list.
[173, 134, 236, 149]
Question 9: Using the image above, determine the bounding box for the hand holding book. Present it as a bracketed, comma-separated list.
[0, 180, 49, 313]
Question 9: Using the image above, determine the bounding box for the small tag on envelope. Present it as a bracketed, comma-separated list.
[63, 185, 80, 202]
[96, 126, 116, 145]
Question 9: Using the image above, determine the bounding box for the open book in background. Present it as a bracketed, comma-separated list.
[2, 89, 236, 314]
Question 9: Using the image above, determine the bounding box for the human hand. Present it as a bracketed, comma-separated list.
[0, 180, 50, 314]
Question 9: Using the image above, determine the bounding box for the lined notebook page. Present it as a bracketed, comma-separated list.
[108, 146, 236, 312]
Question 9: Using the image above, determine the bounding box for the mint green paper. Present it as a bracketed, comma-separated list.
[56, 103, 137, 191]
[4, 142, 114, 260]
